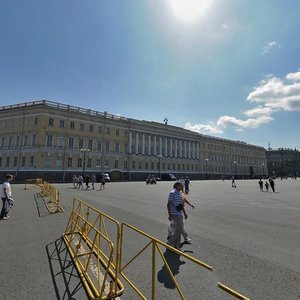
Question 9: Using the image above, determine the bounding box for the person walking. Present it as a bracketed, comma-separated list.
[184, 177, 191, 194]
[265, 180, 269, 192]
[258, 178, 264, 191]
[72, 174, 77, 189]
[0, 174, 14, 220]
[91, 173, 96, 190]
[99, 174, 106, 191]
[85, 174, 90, 189]
[180, 185, 194, 243]
[231, 176, 236, 188]
[167, 182, 185, 251]
[269, 177, 275, 192]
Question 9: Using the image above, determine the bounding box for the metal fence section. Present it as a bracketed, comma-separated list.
[63, 198, 124, 300]
[39, 181, 64, 213]
[24, 178, 43, 190]
[119, 222, 214, 300]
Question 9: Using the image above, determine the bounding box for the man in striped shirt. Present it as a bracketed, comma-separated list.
[167, 182, 185, 251]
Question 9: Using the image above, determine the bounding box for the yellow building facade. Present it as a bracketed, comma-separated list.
[0, 100, 268, 181]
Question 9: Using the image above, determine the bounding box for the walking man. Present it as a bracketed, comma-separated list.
[167, 182, 185, 251]
[0, 174, 14, 220]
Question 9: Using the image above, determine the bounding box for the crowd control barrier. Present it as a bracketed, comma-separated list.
[64, 198, 251, 300]
[24, 178, 43, 190]
[63, 198, 124, 300]
[40, 181, 64, 213]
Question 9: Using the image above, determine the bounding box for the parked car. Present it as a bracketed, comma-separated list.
[161, 173, 177, 181]
[103, 173, 111, 182]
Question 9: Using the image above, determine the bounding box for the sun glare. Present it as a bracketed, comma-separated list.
[169, 0, 212, 22]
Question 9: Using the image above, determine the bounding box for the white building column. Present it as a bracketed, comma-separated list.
[129, 132, 132, 154]
[170, 139, 173, 157]
[179, 140, 182, 158]
[164, 137, 168, 156]
[184, 141, 187, 158]
[159, 137, 162, 155]
[188, 142, 191, 158]
[148, 135, 151, 155]
[154, 136, 157, 155]
[135, 132, 139, 154]
[142, 134, 145, 155]
[175, 140, 178, 157]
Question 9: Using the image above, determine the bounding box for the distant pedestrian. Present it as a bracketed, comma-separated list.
[99, 174, 106, 191]
[265, 181, 269, 192]
[85, 174, 90, 189]
[269, 177, 275, 192]
[77, 175, 84, 189]
[258, 179, 264, 191]
[91, 173, 96, 190]
[72, 174, 77, 189]
[184, 177, 191, 194]
[0, 174, 14, 220]
[231, 176, 236, 188]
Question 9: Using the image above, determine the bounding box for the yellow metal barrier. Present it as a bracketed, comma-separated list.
[64, 198, 124, 300]
[24, 178, 43, 190]
[39, 181, 64, 213]
[119, 222, 213, 300]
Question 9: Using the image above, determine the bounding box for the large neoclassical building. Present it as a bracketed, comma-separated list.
[0, 100, 267, 181]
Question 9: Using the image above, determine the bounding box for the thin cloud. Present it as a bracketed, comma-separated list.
[185, 70, 300, 135]
[262, 41, 278, 55]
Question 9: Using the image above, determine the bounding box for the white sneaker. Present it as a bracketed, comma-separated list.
[2, 216, 9, 220]
[184, 238, 191, 243]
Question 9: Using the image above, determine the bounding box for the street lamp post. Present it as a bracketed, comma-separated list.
[80, 148, 90, 174]
[262, 163, 265, 178]
[157, 154, 162, 178]
[205, 158, 209, 180]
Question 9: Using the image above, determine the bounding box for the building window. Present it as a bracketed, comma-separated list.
[145, 162, 148, 169]
[151, 162, 154, 169]
[124, 160, 128, 169]
[67, 157, 72, 167]
[178, 163, 181, 170]
[22, 156, 26, 167]
[89, 125, 94, 132]
[46, 135, 53, 147]
[24, 136, 28, 147]
[49, 118, 54, 126]
[125, 144, 128, 153]
[69, 137, 74, 149]
[139, 161, 142, 169]
[87, 158, 92, 168]
[105, 142, 110, 153]
[88, 139, 93, 150]
[34, 117, 38, 125]
[79, 138, 84, 149]
[115, 143, 120, 154]
[8, 137, 12, 148]
[80, 123, 84, 131]
[59, 120, 65, 128]
[57, 136, 65, 149]
[56, 158, 62, 167]
[115, 160, 118, 168]
[132, 161, 136, 169]
[14, 157, 17, 167]
[96, 159, 100, 167]
[6, 157, 10, 167]
[16, 136, 20, 147]
[97, 141, 101, 152]
[116, 129, 120, 136]
[0, 157, 2, 167]
[78, 158, 82, 167]
[98, 126, 102, 133]
[32, 135, 36, 147]
[44, 158, 51, 168]
[30, 156, 34, 167]
[106, 127, 110, 135]
[70, 121, 75, 129]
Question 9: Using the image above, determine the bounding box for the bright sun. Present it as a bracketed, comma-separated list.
[169, 0, 212, 22]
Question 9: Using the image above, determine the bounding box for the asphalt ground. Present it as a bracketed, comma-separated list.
[1, 179, 299, 299]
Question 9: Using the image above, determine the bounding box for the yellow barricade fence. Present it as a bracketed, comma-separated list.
[40, 181, 64, 213]
[24, 178, 43, 190]
[119, 222, 213, 300]
[64, 198, 124, 300]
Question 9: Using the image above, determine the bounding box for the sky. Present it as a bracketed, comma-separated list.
[0, 0, 299, 150]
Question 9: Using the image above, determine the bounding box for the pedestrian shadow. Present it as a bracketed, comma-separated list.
[157, 250, 186, 289]
[34, 193, 52, 218]
[46, 237, 88, 300]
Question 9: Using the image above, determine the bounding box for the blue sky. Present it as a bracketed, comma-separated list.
[1, 0, 299, 149]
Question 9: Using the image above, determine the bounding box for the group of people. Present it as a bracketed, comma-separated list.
[0, 174, 14, 220]
[72, 174, 106, 190]
[258, 177, 275, 192]
[167, 181, 194, 252]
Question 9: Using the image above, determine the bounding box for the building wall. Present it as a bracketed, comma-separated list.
[0, 100, 268, 182]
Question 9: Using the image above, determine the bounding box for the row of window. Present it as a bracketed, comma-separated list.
[0, 135, 37, 148]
